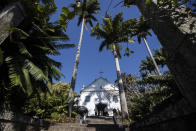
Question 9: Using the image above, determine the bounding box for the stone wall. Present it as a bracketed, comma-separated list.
[0, 111, 85, 131]
[0, 111, 49, 131]
[130, 95, 196, 131]
[130, 112, 196, 131]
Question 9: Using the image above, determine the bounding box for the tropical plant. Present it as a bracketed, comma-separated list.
[0, 0, 74, 111]
[127, 72, 177, 122]
[140, 48, 166, 76]
[68, 0, 100, 117]
[91, 12, 138, 120]
[138, 48, 178, 93]
[24, 82, 77, 122]
[124, 0, 196, 110]
[124, 0, 195, 9]
[125, 73, 176, 121]
[119, 48, 179, 122]
[115, 73, 138, 94]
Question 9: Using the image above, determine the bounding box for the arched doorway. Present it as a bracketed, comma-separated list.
[95, 103, 108, 116]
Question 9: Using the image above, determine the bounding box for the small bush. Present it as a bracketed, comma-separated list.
[51, 112, 60, 119]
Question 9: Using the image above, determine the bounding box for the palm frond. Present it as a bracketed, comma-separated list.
[22, 68, 33, 96]
[71, 0, 100, 26]
[135, 16, 152, 42]
[77, 15, 84, 26]
[8, 27, 30, 38]
[24, 59, 47, 81]
[17, 42, 32, 58]
[91, 23, 107, 39]
[54, 44, 75, 49]
[5, 56, 24, 88]
[99, 40, 107, 51]
[112, 12, 123, 32]
[33, 44, 60, 56]
[91, 12, 137, 54]
[32, 22, 49, 36]
[102, 17, 113, 33]
[49, 65, 64, 81]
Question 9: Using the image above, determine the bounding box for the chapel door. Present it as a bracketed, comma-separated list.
[96, 103, 107, 116]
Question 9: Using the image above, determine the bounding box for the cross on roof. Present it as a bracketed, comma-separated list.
[99, 72, 104, 77]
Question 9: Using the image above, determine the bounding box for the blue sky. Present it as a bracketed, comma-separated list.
[50, 0, 162, 93]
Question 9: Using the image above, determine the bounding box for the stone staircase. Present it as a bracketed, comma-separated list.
[0, 112, 129, 131]
[85, 116, 114, 124]
[40, 116, 129, 131]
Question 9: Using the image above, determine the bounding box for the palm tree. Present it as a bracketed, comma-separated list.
[136, 16, 161, 76]
[91, 12, 137, 120]
[68, 0, 100, 117]
[0, 0, 73, 110]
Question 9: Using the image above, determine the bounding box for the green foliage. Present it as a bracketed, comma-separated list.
[91, 12, 137, 56]
[58, 7, 75, 31]
[69, 0, 101, 27]
[116, 73, 138, 93]
[24, 82, 77, 121]
[0, 0, 74, 111]
[124, 0, 135, 7]
[123, 48, 178, 122]
[51, 112, 60, 119]
[140, 48, 166, 76]
[135, 16, 152, 44]
[123, 0, 195, 14]
[127, 86, 171, 121]
[62, 7, 70, 16]
[124, 73, 175, 122]
[145, 0, 152, 4]
[46, 114, 75, 123]
[124, 0, 193, 6]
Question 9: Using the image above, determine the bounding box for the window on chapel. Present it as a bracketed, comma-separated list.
[85, 96, 91, 102]
[113, 96, 118, 103]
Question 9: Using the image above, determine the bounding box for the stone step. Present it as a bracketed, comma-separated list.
[85, 116, 114, 124]
[41, 124, 127, 131]
[42, 126, 96, 131]
[39, 117, 128, 131]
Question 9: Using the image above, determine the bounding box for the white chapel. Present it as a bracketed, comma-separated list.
[79, 77, 121, 116]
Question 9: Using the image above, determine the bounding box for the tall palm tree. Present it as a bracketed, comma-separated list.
[91, 12, 137, 120]
[68, 0, 100, 117]
[136, 16, 161, 76]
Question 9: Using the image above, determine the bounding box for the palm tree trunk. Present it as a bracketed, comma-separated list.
[68, 18, 85, 117]
[112, 45, 129, 121]
[143, 37, 161, 75]
[0, 2, 25, 45]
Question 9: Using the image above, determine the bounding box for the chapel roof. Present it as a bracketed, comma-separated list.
[80, 77, 117, 92]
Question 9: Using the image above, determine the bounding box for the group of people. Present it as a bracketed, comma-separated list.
[78, 106, 120, 124]
[94, 106, 109, 116]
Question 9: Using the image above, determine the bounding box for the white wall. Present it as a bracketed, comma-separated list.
[79, 78, 121, 116]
